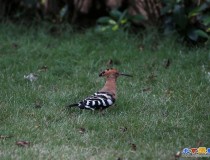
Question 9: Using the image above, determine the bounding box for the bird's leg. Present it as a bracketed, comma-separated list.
[79, 109, 84, 114]
[99, 107, 105, 116]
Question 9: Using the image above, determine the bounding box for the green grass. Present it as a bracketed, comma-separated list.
[0, 23, 210, 160]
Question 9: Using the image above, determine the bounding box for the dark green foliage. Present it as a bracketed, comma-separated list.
[0, 0, 68, 22]
[161, 0, 210, 43]
[0, 0, 210, 44]
[96, 9, 145, 32]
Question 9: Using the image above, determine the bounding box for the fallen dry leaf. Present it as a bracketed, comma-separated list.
[35, 125, 40, 128]
[38, 65, 48, 72]
[16, 141, 30, 147]
[79, 128, 86, 134]
[163, 59, 171, 69]
[0, 135, 13, 139]
[130, 143, 137, 151]
[52, 85, 58, 92]
[26, 112, 35, 117]
[147, 74, 157, 82]
[119, 127, 127, 132]
[138, 44, 144, 52]
[164, 89, 173, 96]
[12, 43, 19, 49]
[34, 101, 42, 108]
[142, 87, 151, 92]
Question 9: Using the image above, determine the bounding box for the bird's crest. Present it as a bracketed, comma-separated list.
[99, 68, 132, 77]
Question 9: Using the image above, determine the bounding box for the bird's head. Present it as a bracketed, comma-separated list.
[99, 68, 132, 78]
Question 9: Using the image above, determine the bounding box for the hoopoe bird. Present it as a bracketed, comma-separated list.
[67, 68, 132, 110]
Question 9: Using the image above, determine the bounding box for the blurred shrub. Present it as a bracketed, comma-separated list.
[161, 0, 210, 43]
[95, 0, 210, 44]
[95, 9, 145, 32]
[0, 0, 68, 22]
[0, 0, 209, 44]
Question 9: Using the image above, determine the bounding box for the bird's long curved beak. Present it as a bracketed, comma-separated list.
[119, 73, 133, 77]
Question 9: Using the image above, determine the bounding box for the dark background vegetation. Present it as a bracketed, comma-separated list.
[0, 0, 210, 44]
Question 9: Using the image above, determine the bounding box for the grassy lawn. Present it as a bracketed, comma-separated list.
[0, 23, 210, 160]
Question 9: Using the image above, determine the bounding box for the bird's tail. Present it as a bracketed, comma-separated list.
[66, 103, 78, 108]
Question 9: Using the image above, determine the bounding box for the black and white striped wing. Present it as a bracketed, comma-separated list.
[77, 92, 115, 110]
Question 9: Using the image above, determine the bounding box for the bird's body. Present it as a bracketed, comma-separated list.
[67, 68, 132, 111]
[69, 92, 115, 110]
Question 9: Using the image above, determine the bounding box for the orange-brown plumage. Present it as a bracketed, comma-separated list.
[99, 68, 119, 98]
